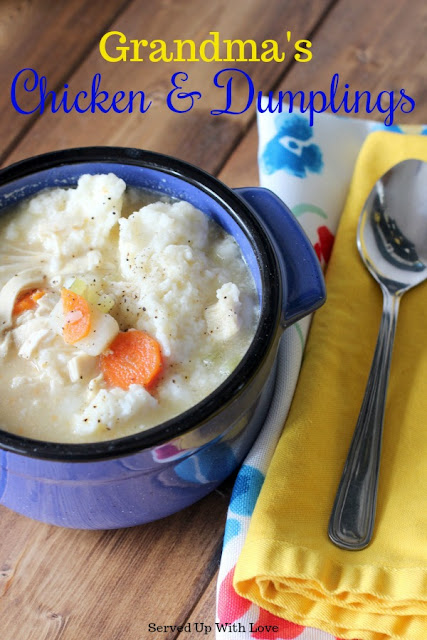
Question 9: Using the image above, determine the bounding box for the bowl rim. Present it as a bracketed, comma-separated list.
[0, 146, 282, 462]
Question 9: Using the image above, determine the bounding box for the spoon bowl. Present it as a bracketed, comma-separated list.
[359, 159, 427, 291]
[329, 158, 427, 550]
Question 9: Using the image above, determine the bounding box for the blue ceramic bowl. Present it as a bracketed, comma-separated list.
[0, 147, 325, 528]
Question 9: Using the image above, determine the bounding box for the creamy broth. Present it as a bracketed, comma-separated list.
[0, 174, 258, 443]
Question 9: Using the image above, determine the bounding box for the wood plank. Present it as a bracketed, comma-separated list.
[273, 0, 427, 124]
[219, 126, 260, 188]
[4, 0, 334, 172]
[0, 487, 229, 640]
[177, 573, 218, 640]
[0, 0, 131, 161]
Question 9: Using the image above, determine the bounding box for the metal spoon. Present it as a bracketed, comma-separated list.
[328, 158, 427, 550]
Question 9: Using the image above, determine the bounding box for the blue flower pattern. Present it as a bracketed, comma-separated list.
[261, 113, 323, 178]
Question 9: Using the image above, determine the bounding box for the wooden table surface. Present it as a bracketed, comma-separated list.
[0, 1, 425, 638]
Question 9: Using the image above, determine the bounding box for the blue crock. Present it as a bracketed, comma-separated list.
[0, 147, 325, 528]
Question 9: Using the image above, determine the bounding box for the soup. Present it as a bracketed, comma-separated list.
[0, 173, 259, 443]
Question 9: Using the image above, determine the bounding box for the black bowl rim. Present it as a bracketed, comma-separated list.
[0, 146, 282, 462]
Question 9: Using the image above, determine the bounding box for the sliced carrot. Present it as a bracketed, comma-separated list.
[100, 330, 163, 391]
[61, 288, 91, 345]
[13, 289, 45, 316]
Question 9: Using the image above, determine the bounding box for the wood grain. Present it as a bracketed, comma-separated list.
[219, 126, 260, 188]
[0, 0, 131, 161]
[272, 0, 427, 124]
[4, 0, 334, 172]
[178, 573, 218, 639]
[0, 488, 229, 640]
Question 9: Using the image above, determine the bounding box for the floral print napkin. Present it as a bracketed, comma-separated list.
[215, 104, 427, 640]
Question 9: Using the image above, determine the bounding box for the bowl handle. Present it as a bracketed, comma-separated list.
[234, 187, 326, 327]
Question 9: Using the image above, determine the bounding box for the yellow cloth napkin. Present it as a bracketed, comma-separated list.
[234, 131, 427, 640]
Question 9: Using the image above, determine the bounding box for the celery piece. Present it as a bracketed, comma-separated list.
[85, 286, 99, 305]
[69, 277, 88, 297]
[95, 293, 115, 313]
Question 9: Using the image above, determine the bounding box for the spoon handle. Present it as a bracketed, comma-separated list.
[328, 289, 401, 550]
